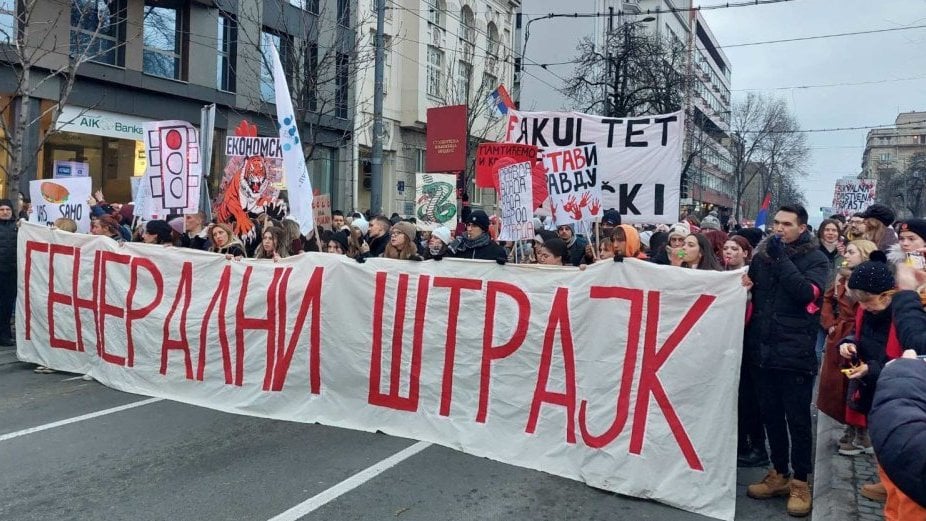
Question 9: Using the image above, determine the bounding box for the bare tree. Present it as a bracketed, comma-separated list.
[562, 23, 690, 118]
[0, 0, 129, 198]
[727, 93, 808, 220]
[885, 152, 926, 219]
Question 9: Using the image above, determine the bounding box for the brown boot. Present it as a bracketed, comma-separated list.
[787, 479, 812, 517]
[747, 469, 791, 499]
[860, 481, 887, 502]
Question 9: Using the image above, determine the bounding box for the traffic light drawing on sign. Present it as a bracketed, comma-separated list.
[143, 120, 202, 215]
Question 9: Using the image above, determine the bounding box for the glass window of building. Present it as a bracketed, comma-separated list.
[426, 45, 443, 97]
[143, 0, 184, 79]
[428, 0, 444, 27]
[1, 0, 15, 42]
[304, 42, 318, 111]
[70, 0, 127, 66]
[260, 31, 281, 102]
[456, 61, 471, 104]
[217, 13, 236, 92]
[311, 146, 336, 196]
[459, 5, 474, 43]
[486, 22, 499, 57]
[337, 0, 349, 26]
[335, 53, 349, 118]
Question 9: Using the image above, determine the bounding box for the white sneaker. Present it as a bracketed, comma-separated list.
[81, 374, 93, 381]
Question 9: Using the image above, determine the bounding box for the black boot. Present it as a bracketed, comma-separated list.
[738, 447, 770, 468]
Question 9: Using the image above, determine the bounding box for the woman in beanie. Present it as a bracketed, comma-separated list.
[425, 226, 452, 259]
[208, 223, 246, 259]
[860, 204, 899, 252]
[839, 252, 903, 502]
[887, 218, 926, 269]
[817, 239, 877, 454]
[383, 221, 422, 260]
[326, 231, 350, 255]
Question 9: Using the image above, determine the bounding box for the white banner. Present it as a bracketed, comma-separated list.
[29, 177, 92, 233]
[142, 120, 202, 216]
[270, 44, 314, 236]
[498, 161, 535, 241]
[831, 178, 877, 217]
[415, 173, 458, 231]
[544, 144, 603, 226]
[16, 223, 744, 521]
[503, 110, 683, 224]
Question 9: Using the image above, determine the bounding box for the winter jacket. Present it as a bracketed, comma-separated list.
[837, 304, 900, 415]
[744, 231, 830, 374]
[450, 240, 508, 263]
[365, 233, 389, 259]
[0, 218, 16, 273]
[179, 229, 211, 250]
[565, 235, 589, 267]
[869, 358, 926, 508]
[816, 274, 858, 422]
[892, 290, 926, 355]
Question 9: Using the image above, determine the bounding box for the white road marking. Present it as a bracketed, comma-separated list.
[61, 375, 85, 381]
[0, 398, 163, 442]
[267, 441, 432, 521]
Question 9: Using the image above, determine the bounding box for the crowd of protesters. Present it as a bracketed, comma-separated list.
[2, 190, 926, 520]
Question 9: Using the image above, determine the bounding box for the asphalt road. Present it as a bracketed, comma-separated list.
[0, 347, 795, 521]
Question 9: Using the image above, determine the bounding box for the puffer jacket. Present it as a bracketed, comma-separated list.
[869, 358, 926, 508]
[745, 231, 830, 374]
[0, 218, 16, 273]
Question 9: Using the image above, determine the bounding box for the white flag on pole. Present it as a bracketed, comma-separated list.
[270, 44, 314, 235]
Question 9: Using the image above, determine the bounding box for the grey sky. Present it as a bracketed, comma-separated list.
[519, 0, 926, 224]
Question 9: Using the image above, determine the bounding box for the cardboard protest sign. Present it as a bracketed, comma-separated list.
[831, 178, 877, 217]
[503, 110, 684, 223]
[544, 145, 603, 226]
[312, 194, 332, 230]
[141, 120, 201, 216]
[415, 173, 458, 231]
[497, 161, 535, 241]
[214, 120, 285, 239]
[29, 177, 92, 232]
[18, 222, 746, 521]
[475, 143, 538, 188]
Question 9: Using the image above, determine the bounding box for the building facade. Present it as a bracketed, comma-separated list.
[352, 0, 519, 216]
[595, 0, 734, 218]
[860, 111, 926, 219]
[0, 0, 356, 211]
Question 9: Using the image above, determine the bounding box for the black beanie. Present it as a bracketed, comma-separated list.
[898, 219, 926, 243]
[848, 251, 895, 295]
[0, 198, 12, 210]
[330, 230, 349, 252]
[467, 210, 490, 232]
[860, 204, 895, 227]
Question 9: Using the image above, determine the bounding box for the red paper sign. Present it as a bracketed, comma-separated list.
[425, 105, 468, 172]
[475, 143, 539, 188]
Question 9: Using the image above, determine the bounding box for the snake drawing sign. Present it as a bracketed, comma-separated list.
[544, 145, 603, 227]
[415, 173, 458, 231]
[29, 177, 92, 233]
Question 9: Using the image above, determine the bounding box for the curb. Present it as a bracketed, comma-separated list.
[812, 412, 858, 521]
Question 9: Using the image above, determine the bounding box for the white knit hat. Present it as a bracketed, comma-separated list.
[351, 217, 369, 235]
[431, 226, 452, 245]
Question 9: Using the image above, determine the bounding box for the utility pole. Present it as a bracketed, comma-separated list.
[370, 0, 385, 215]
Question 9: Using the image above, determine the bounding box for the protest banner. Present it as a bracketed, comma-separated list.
[503, 110, 684, 223]
[475, 142, 538, 188]
[142, 120, 202, 216]
[224, 136, 284, 158]
[17, 222, 745, 521]
[29, 177, 92, 232]
[831, 178, 877, 217]
[497, 161, 535, 241]
[415, 173, 458, 231]
[312, 193, 332, 230]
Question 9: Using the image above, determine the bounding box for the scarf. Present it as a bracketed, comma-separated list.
[458, 233, 492, 252]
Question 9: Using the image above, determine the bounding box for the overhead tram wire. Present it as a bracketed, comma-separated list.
[732, 74, 926, 92]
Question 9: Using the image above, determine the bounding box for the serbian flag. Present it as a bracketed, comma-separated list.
[488, 84, 514, 116]
[755, 192, 772, 230]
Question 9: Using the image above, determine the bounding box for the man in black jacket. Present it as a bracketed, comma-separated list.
[0, 198, 17, 346]
[743, 204, 830, 518]
[556, 223, 588, 266]
[449, 210, 506, 264]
